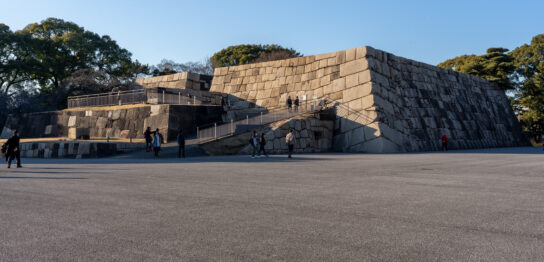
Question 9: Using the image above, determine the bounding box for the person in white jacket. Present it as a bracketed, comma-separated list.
[153, 129, 163, 157]
[286, 128, 296, 158]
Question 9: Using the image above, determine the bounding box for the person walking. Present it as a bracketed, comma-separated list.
[5, 130, 22, 168]
[286, 96, 293, 113]
[258, 132, 268, 157]
[441, 133, 449, 151]
[153, 129, 163, 157]
[249, 131, 259, 158]
[144, 126, 153, 151]
[294, 96, 300, 112]
[286, 128, 296, 158]
[177, 129, 185, 158]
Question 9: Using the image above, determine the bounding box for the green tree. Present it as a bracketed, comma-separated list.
[509, 34, 544, 139]
[0, 24, 41, 94]
[19, 18, 141, 92]
[210, 44, 301, 68]
[438, 47, 515, 89]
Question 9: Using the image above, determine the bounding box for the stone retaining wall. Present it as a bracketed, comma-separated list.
[200, 112, 333, 155]
[7, 142, 145, 158]
[135, 72, 213, 90]
[210, 46, 528, 152]
[2, 104, 223, 142]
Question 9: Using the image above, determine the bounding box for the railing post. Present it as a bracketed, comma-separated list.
[193, 96, 196, 105]
[260, 112, 263, 124]
[214, 123, 217, 140]
[178, 92, 181, 104]
[246, 115, 249, 125]
[231, 119, 234, 134]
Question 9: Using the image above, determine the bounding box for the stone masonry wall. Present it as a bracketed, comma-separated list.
[2, 104, 223, 142]
[210, 46, 528, 152]
[135, 72, 213, 90]
[348, 48, 529, 152]
[199, 113, 333, 155]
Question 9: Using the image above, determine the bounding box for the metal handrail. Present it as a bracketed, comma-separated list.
[196, 101, 325, 143]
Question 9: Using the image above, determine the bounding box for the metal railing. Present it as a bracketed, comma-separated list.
[151, 90, 209, 105]
[67, 89, 146, 108]
[196, 101, 325, 143]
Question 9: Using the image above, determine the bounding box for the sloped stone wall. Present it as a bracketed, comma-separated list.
[353, 48, 529, 152]
[210, 46, 528, 152]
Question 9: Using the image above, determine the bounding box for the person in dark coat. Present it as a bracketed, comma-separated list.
[144, 126, 153, 151]
[5, 130, 22, 168]
[294, 96, 300, 112]
[286, 96, 293, 112]
[258, 132, 268, 157]
[177, 129, 185, 158]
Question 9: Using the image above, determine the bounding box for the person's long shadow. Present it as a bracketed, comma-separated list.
[0, 176, 87, 180]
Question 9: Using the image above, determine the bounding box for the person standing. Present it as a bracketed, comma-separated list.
[286, 128, 296, 158]
[249, 131, 259, 158]
[153, 129, 163, 157]
[441, 133, 449, 151]
[258, 132, 268, 157]
[177, 129, 185, 158]
[294, 96, 300, 112]
[286, 96, 293, 113]
[144, 126, 153, 151]
[6, 130, 21, 168]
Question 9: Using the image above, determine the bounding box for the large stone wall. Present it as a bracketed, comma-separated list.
[135, 72, 213, 91]
[1, 104, 223, 142]
[210, 46, 528, 152]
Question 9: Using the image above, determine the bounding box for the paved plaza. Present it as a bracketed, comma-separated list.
[1, 147, 543, 261]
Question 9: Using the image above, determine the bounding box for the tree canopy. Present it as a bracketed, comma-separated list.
[19, 18, 146, 93]
[509, 34, 544, 139]
[437, 47, 515, 89]
[438, 34, 544, 140]
[210, 44, 301, 68]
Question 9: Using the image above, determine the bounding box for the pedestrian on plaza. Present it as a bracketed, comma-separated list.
[286, 128, 296, 158]
[5, 130, 22, 168]
[441, 133, 449, 151]
[153, 128, 163, 157]
[287, 96, 293, 113]
[144, 126, 153, 152]
[249, 131, 259, 158]
[258, 132, 269, 157]
[294, 96, 300, 112]
[177, 129, 185, 158]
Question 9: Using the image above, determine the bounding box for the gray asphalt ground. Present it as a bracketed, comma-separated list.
[0, 147, 543, 261]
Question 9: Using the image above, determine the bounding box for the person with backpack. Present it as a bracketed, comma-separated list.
[258, 132, 268, 157]
[5, 130, 22, 168]
[249, 131, 259, 158]
[153, 128, 163, 157]
[177, 129, 185, 158]
[286, 128, 296, 158]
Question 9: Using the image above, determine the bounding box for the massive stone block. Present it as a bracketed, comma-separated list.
[210, 46, 529, 152]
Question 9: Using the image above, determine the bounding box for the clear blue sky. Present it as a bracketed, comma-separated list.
[2, 0, 543, 66]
